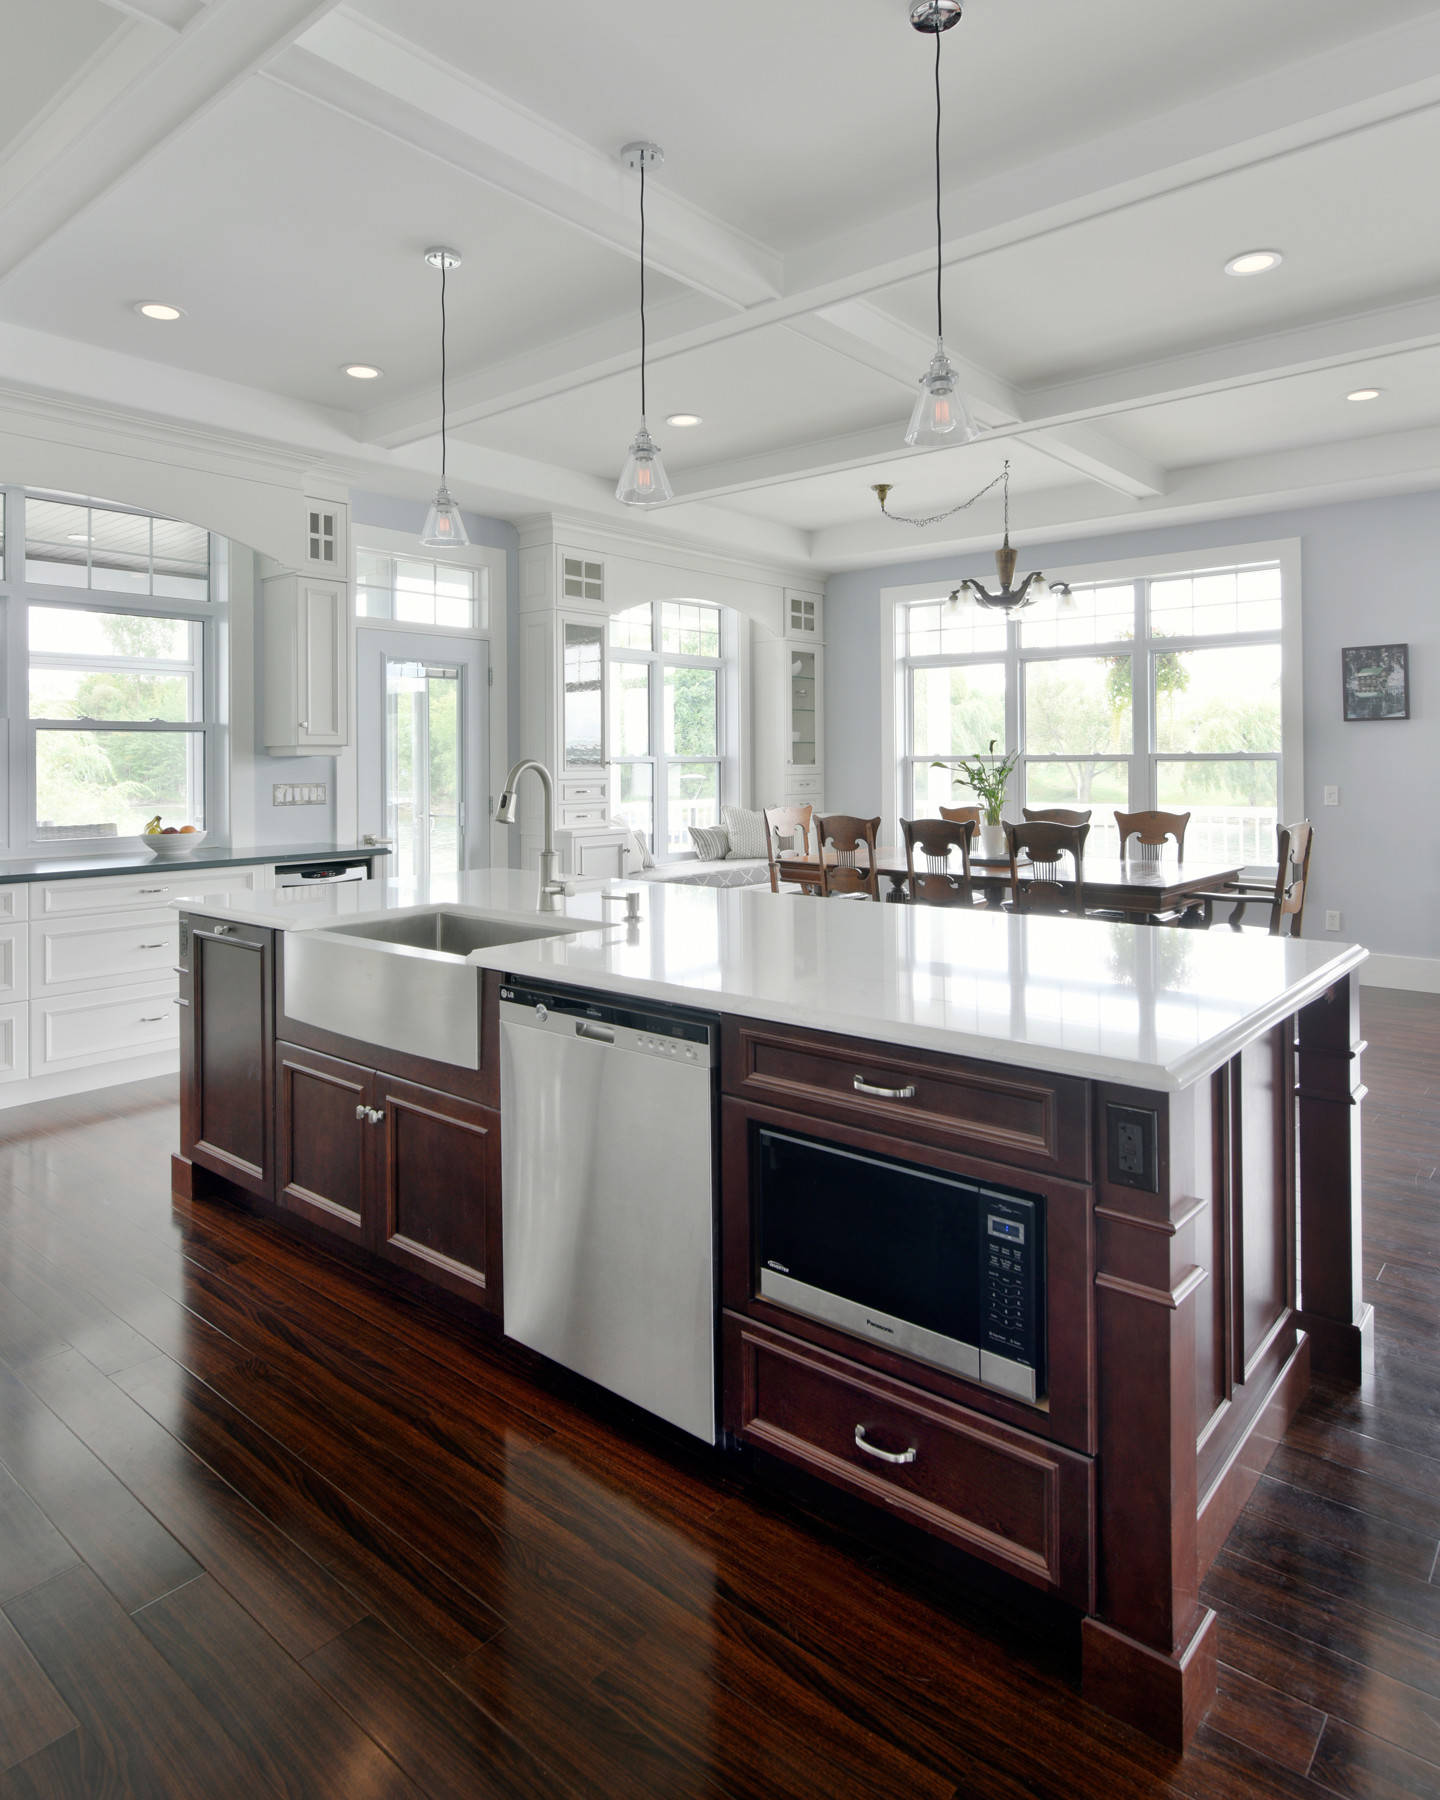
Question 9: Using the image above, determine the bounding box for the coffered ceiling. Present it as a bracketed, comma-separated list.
[2, 0, 1440, 573]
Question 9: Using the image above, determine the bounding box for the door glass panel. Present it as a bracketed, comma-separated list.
[385, 661, 462, 885]
[1153, 645, 1281, 753]
[563, 623, 603, 767]
[1157, 759, 1279, 864]
[664, 666, 717, 756]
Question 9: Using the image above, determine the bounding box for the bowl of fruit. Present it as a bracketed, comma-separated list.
[142, 818, 207, 857]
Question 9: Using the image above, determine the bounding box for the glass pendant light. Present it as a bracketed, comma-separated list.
[420, 247, 470, 549]
[617, 142, 673, 507]
[907, 3, 978, 448]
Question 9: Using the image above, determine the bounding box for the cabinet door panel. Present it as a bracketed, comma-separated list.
[374, 1075, 500, 1310]
[275, 1042, 370, 1243]
[185, 920, 274, 1197]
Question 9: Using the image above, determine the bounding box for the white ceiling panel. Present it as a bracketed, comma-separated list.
[873, 106, 1440, 389]
[0, 76, 688, 407]
[345, 0, 1440, 250]
[459, 326, 910, 478]
[0, 0, 127, 155]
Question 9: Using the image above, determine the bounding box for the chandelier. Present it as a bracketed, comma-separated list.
[873, 460, 1073, 613]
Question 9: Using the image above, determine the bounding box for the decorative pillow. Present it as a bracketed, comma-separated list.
[689, 823, 730, 861]
[720, 803, 769, 861]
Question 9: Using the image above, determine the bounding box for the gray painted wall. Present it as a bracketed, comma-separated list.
[824, 490, 1439, 961]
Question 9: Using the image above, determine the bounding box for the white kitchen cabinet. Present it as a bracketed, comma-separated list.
[0, 926, 27, 1003]
[34, 866, 262, 917]
[0, 1004, 27, 1084]
[30, 978, 179, 1076]
[753, 634, 825, 814]
[784, 589, 823, 642]
[556, 827, 629, 881]
[0, 884, 28, 922]
[30, 909, 178, 998]
[263, 573, 350, 755]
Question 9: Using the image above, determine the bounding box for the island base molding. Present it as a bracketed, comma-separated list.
[1294, 1302, 1374, 1383]
[1080, 1609, 1218, 1752]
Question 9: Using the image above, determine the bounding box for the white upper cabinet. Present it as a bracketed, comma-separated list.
[784, 589, 823, 642]
[303, 497, 348, 576]
[263, 574, 350, 755]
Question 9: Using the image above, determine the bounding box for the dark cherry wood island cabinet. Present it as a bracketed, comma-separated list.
[172, 903, 1369, 1752]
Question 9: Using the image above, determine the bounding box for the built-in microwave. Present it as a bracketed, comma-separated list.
[754, 1127, 1046, 1404]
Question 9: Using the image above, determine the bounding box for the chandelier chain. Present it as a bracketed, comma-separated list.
[875, 460, 1008, 529]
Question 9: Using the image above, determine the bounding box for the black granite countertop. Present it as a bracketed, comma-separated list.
[0, 844, 391, 884]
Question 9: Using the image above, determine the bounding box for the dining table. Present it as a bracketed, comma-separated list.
[773, 847, 1246, 917]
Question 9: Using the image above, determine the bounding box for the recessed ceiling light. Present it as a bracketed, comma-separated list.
[666, 412, 703, 428]
[134, 301, 184, 320]
[343, 363, 384, 380]
[1346, 387, 1383, 403]
[1224, 250, 1283, 278]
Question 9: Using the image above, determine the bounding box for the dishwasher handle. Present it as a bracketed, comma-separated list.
[575, 1019, 615, 1043]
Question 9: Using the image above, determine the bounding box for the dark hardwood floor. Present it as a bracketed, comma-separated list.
[0, 987, 1436, 1798]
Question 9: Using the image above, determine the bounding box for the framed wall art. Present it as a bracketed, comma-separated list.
[1342, 642, 1410, 721]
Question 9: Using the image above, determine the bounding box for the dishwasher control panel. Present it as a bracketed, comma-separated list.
[499, 982, 714, 1069]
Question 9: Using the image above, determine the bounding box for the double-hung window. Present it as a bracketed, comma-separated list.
[608, 601, 725, 858]
[9, 492, 218, 847]
[897, 549, 1296, 861]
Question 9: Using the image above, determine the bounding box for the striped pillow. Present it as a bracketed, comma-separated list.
[689, 823, 730, 861]
[721, 804, 769, 861]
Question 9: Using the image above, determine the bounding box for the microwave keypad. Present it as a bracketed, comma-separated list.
[982, 1206, 1037, 1365]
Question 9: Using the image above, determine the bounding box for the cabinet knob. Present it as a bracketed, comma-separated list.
[298, 720, 310, 732]
[355, 1103, 368, 1121]
[367, 1107, 385, 1125]
[211, 924, 235, 936]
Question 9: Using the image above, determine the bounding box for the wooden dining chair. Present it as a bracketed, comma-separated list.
[762, 805, 814, 894]
[1188, 821, 1314, 936]
[1004, 820, 1089, 915]
[939, 804, 982, 830]
[1022, 807, 1092, 827]
[814, 814, 882, 901]
[901, 817, 977, 907]
[1115, 809, 1190, 860]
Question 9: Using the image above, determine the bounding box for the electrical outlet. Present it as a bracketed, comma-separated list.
[1325, 910, 1342, 931]
[1323, 785, 1340, 806]
[1107, 1103, 1158, 1192]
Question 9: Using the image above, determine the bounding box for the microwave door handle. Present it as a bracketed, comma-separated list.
[852, 1075, 917, 1101]
[854, 1424, 918, 1465]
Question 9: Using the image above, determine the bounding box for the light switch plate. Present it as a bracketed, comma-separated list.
[1325, 910, 1342, 931]
[1323, 785, 1340, 806]
[273, 783, 327, 807]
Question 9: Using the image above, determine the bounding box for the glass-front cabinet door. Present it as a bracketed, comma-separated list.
[562, 621, 604, 769]
[789, 648, 818, 768]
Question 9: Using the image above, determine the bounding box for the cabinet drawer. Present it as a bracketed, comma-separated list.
[31, 910, 177, 996]
[0, 925, 28, 1002]
[0, 885, 28, 922]
[31, 980, 179, 1074]
[722, 1019, 1089, 1178]
[726, 1314, 1092, 1605]
[36, 866, 262, 916]
[0, 1002, 28, 1084]
[559, 803, 609, 828]
[560, 779, 608, 804]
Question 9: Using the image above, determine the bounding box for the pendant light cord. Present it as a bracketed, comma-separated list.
[639, 158, 648, 422]
[439, 256, 449, 484]
[934, 28, 944, 344]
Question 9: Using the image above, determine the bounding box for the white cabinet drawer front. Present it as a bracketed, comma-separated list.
[0, 1003, 28, 1083]
[32, 911, 177, 994]
[37, 867, 261, 916]
[0, 925, 28, 1001]
[0, 885, 29, 922]
[559, 804, 609, 827]
[32, 981, 179, 1073]
[787, 772, 824, 794]
[560, 779, 608, 802]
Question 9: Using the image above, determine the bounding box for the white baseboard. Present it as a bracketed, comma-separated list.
[0, 1050, 179, 1110]
[1359, 953, 1440, 994]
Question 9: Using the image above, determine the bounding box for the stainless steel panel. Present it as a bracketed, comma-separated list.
[500, 1001, 716, 1442]
[284, 928, 484, 1067]
[325, 908, 582, 957]
[979, 1350, 1038, 1404]
[759, 1270, 982, 1383]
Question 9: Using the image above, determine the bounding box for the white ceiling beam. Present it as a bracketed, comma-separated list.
[269, 11, 780, 308]
[0, 0, 345, 283]
[1018, 425, 1166, 500]
[96, 0, 203, 29]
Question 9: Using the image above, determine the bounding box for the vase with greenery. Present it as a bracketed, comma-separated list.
[932, 740, 1020, 859]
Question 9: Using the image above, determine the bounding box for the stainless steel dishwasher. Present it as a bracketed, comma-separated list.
[498, 981, 718, 1443]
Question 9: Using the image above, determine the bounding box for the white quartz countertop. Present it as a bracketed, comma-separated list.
[175, 869, 1367, 1092]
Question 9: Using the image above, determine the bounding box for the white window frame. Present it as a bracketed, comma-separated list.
[881, 538, 1303, 852]
[608, 600, 729, 860]
[3, 486, 226, 855]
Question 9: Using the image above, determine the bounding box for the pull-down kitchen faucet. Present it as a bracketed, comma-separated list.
[494, 759, 566, 911]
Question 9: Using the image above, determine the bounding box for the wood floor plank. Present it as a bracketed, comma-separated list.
[1308, 1715, 1440, 1800]
[302, 1615, 579, 1800]
[1241, 1474, 1440, 1584]
[18, 1349, 366, 1660]
[1, 1566, 273, 1800]
[1207, 1662, 1325, 1776]
[0, 1459, 77, 1607]
[0, 1610, 77, 1775]
[134, 1575, 426, 1800]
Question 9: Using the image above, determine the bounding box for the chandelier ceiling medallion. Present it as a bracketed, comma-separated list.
[874, 460, 1073, 613]
[616, 141, 673, 507]
[904, 0, 979, 448]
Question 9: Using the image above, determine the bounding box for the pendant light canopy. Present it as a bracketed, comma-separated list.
[906, 1, 979, 448]
[616, 141, 673, 507]
[420, 246, 469, 549]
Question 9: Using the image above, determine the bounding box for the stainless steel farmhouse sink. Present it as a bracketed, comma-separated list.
[283, 907, 590, 1069]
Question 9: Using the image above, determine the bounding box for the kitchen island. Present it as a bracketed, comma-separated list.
[171, 870, 1370, 1749]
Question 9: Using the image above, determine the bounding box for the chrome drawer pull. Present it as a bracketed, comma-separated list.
[138, 887, 165, 895]
[138, 942, 167, 950]
[139, 1015, 167, 1024]
[852, 1075, 916, 1101]
[173, 997, 188, 1008]
[854, 1424, 917, 1465]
